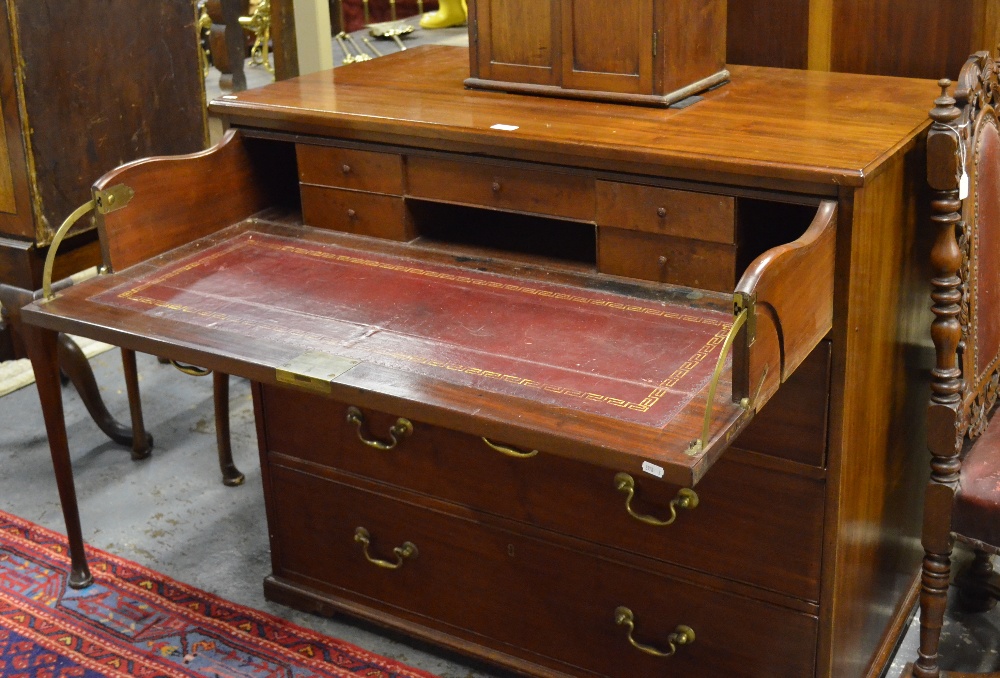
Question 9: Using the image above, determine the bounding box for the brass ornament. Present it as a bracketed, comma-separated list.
[354, 527, 418, 569]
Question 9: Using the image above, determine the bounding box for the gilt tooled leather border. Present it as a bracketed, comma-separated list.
[108, 233, 733, 416]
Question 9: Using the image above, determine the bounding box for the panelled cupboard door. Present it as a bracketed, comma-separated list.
[475, 0, 558, 86]
[560, 0, 654, 95]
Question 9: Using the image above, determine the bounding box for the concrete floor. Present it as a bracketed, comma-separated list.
[0, 350, 511, 678]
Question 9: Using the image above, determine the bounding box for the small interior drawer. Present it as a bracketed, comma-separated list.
[300, 184, 414, 241]
[259, 386, 825, 601]
[597, 226, 737, 292]
[265, 465, 819, 678]
[596, 181, 735, 243]
[406, 155, 595, 221]
[297, 144, 404, 194]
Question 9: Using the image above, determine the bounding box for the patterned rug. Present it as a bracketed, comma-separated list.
[0, 510, 437, 677]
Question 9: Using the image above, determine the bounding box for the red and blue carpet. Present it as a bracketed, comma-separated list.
[0, 510, 436, 677]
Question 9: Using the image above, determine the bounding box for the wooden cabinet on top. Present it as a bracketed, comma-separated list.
[22, 46, 939, 678]
[465, 0, 728, 106]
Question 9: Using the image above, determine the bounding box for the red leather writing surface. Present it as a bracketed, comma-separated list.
[93, 232, 733, 427]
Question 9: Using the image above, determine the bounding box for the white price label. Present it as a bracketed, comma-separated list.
[641, 460, 665, 478]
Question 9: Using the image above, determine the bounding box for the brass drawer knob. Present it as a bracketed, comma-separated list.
[614, 473, 698, 527]
[346, 406, 413, 450]
[614, 606, 694, 658]
[342, 163, 352, 174]
[169, 359, 212, 377]
[656, 206, 667, 218]
[346, 208, 357, 219]
[482, 437, 538, 458]
[354, 527, 418, 569]
[491, 180, 502, 193]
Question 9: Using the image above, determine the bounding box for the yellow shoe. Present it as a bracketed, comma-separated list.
[419, 0, 466, 28]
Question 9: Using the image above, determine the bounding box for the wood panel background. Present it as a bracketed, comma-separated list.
[728, 0, 1000, 80]
[7, 0, 208, 244]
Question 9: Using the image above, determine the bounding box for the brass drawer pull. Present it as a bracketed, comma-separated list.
[482, 437, 538, 458]
[169, 360, 212, 377]
[354, 527, 418, 569]
[346, 406, 413, 450]
[614, 606, 695, 658]
[614, 472, 698, 526]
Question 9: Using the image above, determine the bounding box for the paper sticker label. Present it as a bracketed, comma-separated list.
[490, 124, 519, 131]
[641, 460, 665, 478]
[959, 171, 970, 200]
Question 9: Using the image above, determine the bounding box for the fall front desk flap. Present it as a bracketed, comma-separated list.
[29, 211, 835, 487]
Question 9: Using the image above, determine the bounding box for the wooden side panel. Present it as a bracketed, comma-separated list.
[736, 200, 836, 409]
[95, 131, 271, 272]
[973, 0, 1000, 68]
[822, 148, 931, 677]
[0, 0, 33, 238]
[13, 0, 207, 243]
[830, 0, 978, 79]
[726, 0, 810, 69]
[0, 91, 17, 215]
[658, 0, 727, 94]
[270, 0, 299, 80]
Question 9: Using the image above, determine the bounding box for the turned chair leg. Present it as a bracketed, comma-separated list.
[956, 548, 1000, 613]
[1, 283, 148, 457]
[120, 348, 153, 460]
[912, 547, 952, 678]
[22, 322, 93, 588]
[156, 358, 242, 485]
[57, 334, 152, 452]
[213, 371, 245, 486]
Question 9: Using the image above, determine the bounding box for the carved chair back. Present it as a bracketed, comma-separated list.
[928, 52, 1000, 453]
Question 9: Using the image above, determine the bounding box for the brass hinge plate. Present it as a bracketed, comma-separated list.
[94, 184, 134, 214]
[734, 291, 756, 344]
[276, 351, 360, 394]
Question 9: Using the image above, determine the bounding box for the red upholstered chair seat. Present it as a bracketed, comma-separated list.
[955, 416, 1000, 547]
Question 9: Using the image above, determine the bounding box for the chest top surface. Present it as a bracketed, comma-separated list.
[210, 45, 938, 188]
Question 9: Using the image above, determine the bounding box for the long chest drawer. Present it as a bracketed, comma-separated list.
[265, 464, 819, 678]
[258, 383, 826, 601]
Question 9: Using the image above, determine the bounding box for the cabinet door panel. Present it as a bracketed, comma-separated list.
[561, 0, 653, 94]
[477, 0, 557, 86]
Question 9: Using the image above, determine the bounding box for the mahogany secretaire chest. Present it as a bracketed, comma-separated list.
[22, 45, 939, 678]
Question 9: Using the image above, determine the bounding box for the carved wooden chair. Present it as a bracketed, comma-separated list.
[906, 53, 1000, 678]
